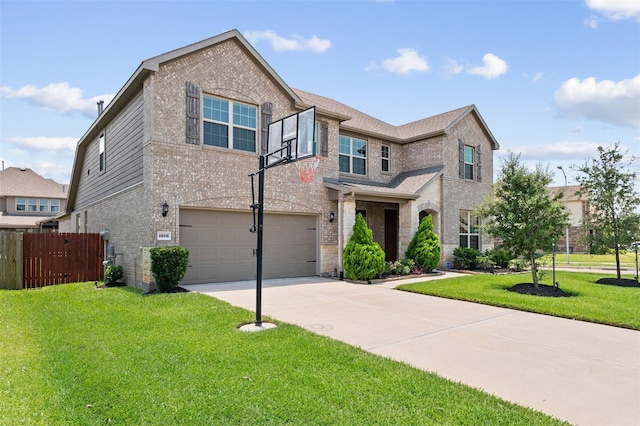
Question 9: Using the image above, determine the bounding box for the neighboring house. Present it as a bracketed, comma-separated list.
[548, 185, 589, 253]
[0, 167, 67, 232]
[59, 29, 499, 290]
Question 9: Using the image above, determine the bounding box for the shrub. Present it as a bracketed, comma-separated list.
[343, 213, 386, 281]
[486, 246, 514, 269]
[104, 265, 123, 284]
[150, 246, 189, 293]
[453, 247, 482, 270]
[405, 216, 440, 272]
[385, 258, 416, 276]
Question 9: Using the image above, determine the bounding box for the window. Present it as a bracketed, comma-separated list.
[28, 198, 37, 212]
[99, 132, 106, 172]
[203, 95, 256, 152]
[50, 199, 60, 213]
[464, 145, 474, 180]
[459, 210, 480, 249]
[381, 145, 390, 172]
[339, 136, 367, 175]
[16, 198, 26, 211]
[39, 199, 49, 212]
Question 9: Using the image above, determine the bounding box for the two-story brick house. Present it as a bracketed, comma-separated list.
[59, 29, 499, 290]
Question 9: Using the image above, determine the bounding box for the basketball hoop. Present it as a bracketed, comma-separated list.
[295, 156, 320, 184]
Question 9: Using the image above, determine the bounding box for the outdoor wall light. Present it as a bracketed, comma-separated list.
[329, 211, 335, 223]
[162, 201, 169, 217]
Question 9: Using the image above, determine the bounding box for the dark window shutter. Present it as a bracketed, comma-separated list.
[320, 121, 329, 157]
[476, 145, 482, 182]
[458, 139, 465, 179]
[260, 102, 273, 154]
[186, 82, 200, 145]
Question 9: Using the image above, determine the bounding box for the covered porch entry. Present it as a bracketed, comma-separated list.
[324, 167, 443, 272]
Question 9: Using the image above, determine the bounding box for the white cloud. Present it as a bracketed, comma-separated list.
[499, 141, 604, 162]
[586, 0, 640, 22]
[585, 15, 599, 29]
[244, 30, 331, 53]
[381, 48, 429, 75]
[554, 74, 640, 128]
[442, 58, 464, 75]
[0, 82, 114, 118]
[9, 136, 78, 153]
[467, 53, 508, 79]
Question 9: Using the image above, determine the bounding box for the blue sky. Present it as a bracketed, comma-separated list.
[1, 0, 639, 187]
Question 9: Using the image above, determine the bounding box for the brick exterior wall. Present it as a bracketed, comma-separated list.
[62, 34, 498, 288]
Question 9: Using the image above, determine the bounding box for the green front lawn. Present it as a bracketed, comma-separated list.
[549, 252, 637, 268]
[398, 271, 640, 330]
[0, 283, 565, 425]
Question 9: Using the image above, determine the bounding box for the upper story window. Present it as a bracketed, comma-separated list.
[203, 95, 256, 152]
[464, 145, 474, 180]
[15, 198, 60, 213]
[459, 210, 480, 249]
[99, 132, 106, 172]
[459, 140, 482, 182]
[339, 136, 367, 175]
[381, 145, 390, 172]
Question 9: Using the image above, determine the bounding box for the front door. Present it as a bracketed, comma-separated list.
[384, 209, 398, 261]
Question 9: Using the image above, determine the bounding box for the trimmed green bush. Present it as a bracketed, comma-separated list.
[150, 246, 189, 293]
[104, 265, 123, 284]
[405, 215, 441, 271]
[453, 247, 482, 270]
[343, 213, 386, 281]
[486, 246, 514, 269]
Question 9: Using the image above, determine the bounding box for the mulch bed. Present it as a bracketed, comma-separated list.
[507, 283, 572, 297]
[596, 278, 640, 287]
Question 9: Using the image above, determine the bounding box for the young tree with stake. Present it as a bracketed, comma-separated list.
[477, 153, 570, 289]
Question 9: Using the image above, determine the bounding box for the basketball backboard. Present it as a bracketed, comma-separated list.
[267, 107, 316, 166]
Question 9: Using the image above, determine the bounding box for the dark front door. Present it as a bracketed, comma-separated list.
[384, 209, 398, 262]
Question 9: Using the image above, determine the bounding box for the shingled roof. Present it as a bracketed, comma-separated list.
[0, 167, 67, 198]
[293, 89, 499, 148]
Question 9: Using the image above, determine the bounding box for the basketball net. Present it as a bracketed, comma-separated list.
[295, 156, 320, 184]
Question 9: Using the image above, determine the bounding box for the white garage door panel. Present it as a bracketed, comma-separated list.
[180, 209, 316, 284]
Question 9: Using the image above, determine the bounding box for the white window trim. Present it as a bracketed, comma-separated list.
[464, 145, 474, 180]
[459, 210, 480, 249]
[339, 135, 367, 176]
[202, 95, 257, 152]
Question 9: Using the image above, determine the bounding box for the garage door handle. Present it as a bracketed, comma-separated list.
[253, 249, 257, 257]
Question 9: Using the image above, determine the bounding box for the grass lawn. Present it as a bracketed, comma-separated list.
[398, 271, 640, 330]
[548, 252, 637, 268]
[0, 283, 566, 425]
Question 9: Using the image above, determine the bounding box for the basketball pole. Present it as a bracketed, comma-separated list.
[255, 154, 265, 326]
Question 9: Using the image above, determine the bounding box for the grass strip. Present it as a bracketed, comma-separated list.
[398, 271, 640, 330]
[0, 282, 566, 425]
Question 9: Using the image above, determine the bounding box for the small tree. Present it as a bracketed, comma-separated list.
[574, 143, 640, 281]
[150, 246, 189, 293]
[343, 213, 386, 281]
[477, 153, 570, 288]
[406, 215, 440, 271]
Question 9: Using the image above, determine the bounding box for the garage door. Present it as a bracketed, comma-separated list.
[179, 209, 317, 284]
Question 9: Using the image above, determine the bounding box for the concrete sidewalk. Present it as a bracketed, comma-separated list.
[188, 273, 640, 426]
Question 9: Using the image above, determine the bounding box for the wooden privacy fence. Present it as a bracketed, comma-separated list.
[0, 231, 22, 289]
[0, 231, 104, 289]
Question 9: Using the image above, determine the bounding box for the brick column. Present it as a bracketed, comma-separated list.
[338, 193, 356, 275]
[399, 201, 417, 256]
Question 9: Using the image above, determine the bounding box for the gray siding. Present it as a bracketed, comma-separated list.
[75, 91, 144, 209]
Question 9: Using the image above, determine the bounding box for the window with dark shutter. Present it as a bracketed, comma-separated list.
[260, 102, 272, 154]
[186, 82, 200, 145]
[458, 139, 465, 179]
[320, 121, 329, 157]
[476, 145, 482, 182]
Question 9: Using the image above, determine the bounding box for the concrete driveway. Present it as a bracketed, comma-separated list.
[187, 273, 640, 426]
